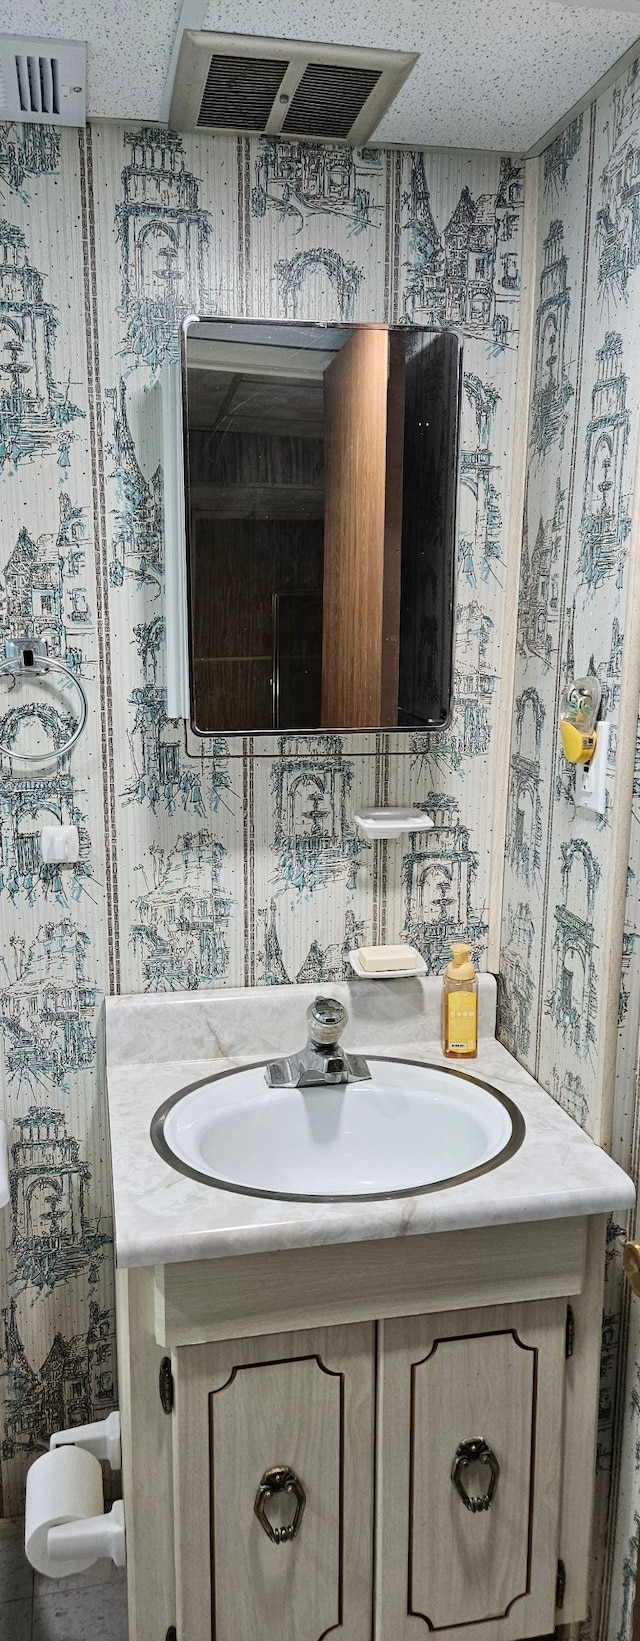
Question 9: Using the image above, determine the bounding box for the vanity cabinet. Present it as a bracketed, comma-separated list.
[378, 1299, 566, 1640]
[172, 1323, 375, 1641]
[117, 1215, 605, 1641]
[170, 1301, 564, 1641]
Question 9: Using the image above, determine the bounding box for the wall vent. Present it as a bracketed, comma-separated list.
[198, 55, 292, 130]
[0, 36, 86, 126]
[170, 32, 418, 145]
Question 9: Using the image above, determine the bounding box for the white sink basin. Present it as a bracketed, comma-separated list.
[151, 1058, 524, 1202]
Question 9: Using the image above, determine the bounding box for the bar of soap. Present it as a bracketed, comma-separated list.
[357, 944, 418, 973]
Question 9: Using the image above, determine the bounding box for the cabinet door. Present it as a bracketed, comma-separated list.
[377, 1299, 566, 1641]
[172, 1321, 375, 1641]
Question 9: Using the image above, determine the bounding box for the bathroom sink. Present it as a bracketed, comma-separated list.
[150, 1057, 524, 1203]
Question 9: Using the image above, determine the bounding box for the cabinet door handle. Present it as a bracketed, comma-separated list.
[451, 1438, 500, 1512]
[254, 1465, 306, 1544]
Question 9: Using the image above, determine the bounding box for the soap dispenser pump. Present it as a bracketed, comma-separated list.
[443, 942, 478, 1059]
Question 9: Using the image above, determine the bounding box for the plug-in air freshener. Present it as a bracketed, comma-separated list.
[559, 676, 602, 766]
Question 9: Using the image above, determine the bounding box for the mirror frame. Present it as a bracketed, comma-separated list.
[179, 316, 462, 740]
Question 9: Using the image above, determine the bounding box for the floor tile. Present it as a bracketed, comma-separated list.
[0, 1536, 34, 1603]
[35, 1560, 126, 1596]
[33, 1574, 128, 1641]
[0, 1598, 32, 1641]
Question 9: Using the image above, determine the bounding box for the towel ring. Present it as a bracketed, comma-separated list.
[0, 637, 87, 764]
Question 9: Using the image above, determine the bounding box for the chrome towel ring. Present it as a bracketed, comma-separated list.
[0, 637, 87, 763]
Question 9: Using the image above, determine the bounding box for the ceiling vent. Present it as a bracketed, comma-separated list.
[0, 36, 86, 126]
[169, 32, 418, 145]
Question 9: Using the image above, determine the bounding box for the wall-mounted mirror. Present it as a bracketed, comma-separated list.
[169, 317, 462, 736]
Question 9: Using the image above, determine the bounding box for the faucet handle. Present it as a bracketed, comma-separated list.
[307, 996, 349, 1046]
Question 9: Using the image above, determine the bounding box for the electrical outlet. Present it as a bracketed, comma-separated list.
[576, 721, 610, 815]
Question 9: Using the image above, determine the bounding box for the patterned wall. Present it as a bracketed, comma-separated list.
[0, 122, 524, 1514]
[498, 78, 640, 1137]
[498, 63, 640, 1641]
[606, 779, 640, 1641]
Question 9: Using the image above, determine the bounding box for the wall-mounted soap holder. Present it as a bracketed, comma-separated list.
[353, 808, 434, 841]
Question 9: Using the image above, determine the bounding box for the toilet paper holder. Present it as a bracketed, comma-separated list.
[47, 1499, 126, 1570]
[25, 1410, 126, 1576]
[50, 1408, 121, 1469]
[49, 1410, 124, 1569]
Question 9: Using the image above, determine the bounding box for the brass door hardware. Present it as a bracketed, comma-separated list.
[159, 1356, 174, 1414]
[623, 1241, 640, 1296]
[451, 1438, 500, 1512]
[254, 1465, 306, 1544]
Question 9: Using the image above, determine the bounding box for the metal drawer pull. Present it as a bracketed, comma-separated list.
[452, 1438, 500, 1512]
[254, 1465, 306, 1544]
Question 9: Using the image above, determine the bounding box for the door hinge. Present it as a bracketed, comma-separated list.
[556, 1559, 566, 1609]
[159, 1356, 174, 1415]
[565, 1305, 575, 1359]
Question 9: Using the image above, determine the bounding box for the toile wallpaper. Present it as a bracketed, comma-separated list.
[498, 86, 639, 1140]
[2, 87, 639, 1641]
[0, 121, 524, 1519]
[498, 61, 640, 1641]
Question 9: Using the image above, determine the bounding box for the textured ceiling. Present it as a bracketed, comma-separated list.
[1, 0, 639, 148]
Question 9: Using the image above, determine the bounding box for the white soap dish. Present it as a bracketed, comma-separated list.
[353, 808, 434, 840]
[349, 949, 427, 981]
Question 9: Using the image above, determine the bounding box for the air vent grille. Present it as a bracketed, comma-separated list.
[198, 54, 286, 129]
[0, 35, 85, 125]
[281, 63, 382, 138]
[171, 32, 418, 146]
[15, 52, 61, 116]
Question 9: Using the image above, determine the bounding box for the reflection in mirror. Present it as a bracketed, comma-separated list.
[184, 319, 462, 735]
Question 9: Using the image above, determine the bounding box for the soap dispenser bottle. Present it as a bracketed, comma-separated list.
[443, 942, 478, 1059]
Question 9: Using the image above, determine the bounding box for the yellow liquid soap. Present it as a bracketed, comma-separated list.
[443, 941, 478, 1059]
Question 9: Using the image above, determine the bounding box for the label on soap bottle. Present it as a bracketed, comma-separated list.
[446, 992, 476, 1052]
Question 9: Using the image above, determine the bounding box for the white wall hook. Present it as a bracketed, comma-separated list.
[47, 1499, 126, 1569]
[41, 824, 80, 864]
[50, 1410, 121, 1470]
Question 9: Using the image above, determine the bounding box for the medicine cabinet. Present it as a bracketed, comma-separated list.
[162, 317, 462, 736]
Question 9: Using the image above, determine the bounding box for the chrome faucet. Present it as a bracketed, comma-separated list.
[264, 996, 371, 1089]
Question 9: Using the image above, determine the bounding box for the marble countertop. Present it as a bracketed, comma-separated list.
[105, 977, 635, 1269]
